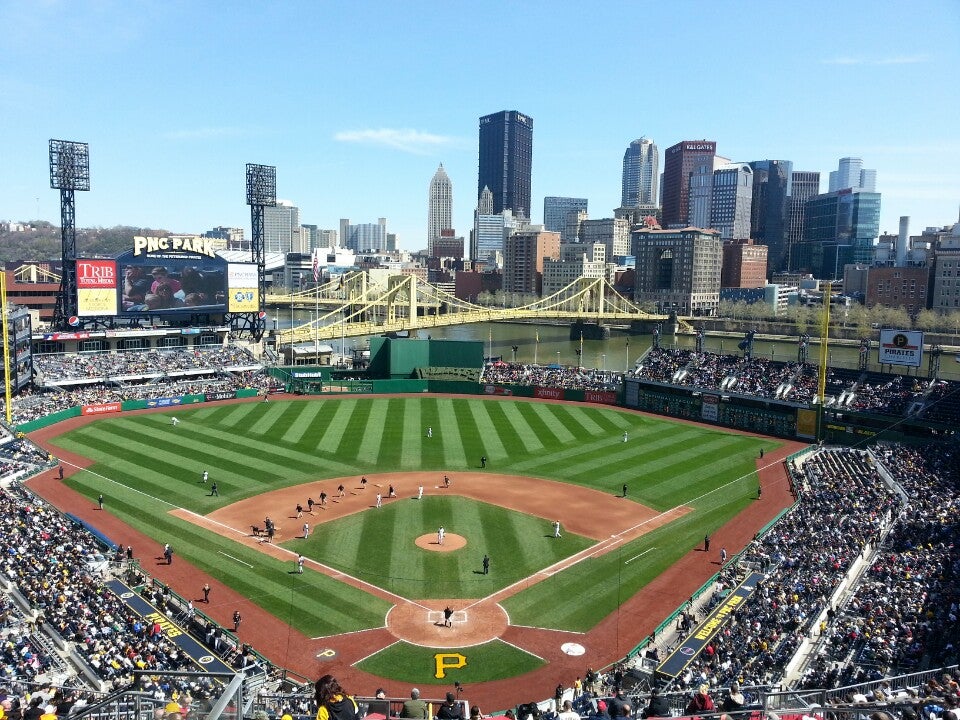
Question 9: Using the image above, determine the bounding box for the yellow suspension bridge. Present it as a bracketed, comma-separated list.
[267, 274, 688, 346]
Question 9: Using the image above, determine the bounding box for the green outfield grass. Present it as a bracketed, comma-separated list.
[51, 397, 780, 641]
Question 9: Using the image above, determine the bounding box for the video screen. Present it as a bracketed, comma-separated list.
[120, 256, 228, 314]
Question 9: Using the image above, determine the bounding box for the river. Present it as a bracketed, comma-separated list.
[272, 310, 960, 381]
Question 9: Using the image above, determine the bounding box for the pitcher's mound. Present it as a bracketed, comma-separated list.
[415, 533, 466, 552]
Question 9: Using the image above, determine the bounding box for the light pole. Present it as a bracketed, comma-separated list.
[602, 353, 606, 372]
[556, 351, 561, 367]
[625, 339, 630, 372]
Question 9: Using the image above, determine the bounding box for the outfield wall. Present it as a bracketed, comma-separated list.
[19, 373, 939, 446]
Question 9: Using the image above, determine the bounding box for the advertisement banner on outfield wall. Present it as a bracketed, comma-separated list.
[205, 391, 236, 402]
[701, 394, 719, 422]
[796, 408, 817, 439]
[584, 390, 617, 405]
[76, 259, 119, 316]
[483, 385, 513, 396]
[82, 402, 122, 416]
[534, 387, 564, 400]
[878, 329, 924, 367]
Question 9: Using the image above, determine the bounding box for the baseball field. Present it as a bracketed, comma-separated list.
[37, 395, 788, 696]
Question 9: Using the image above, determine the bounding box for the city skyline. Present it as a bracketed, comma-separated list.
[2, 2, 959, 251]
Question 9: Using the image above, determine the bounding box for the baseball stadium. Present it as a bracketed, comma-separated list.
[0, 152, 958, 720]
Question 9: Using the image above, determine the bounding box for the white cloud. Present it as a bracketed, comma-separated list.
[334, 128, 457, 154]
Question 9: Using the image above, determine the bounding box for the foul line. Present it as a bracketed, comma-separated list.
[624, 547, 656, 565]
[217, 551, 253, 568]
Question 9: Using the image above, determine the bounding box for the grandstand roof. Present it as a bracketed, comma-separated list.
[216, 250, 286, 271]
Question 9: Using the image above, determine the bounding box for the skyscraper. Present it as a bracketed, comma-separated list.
[543, 197, 588, 234]
[661, 140, 717, 228]
[709, 163, 753, 240]
[796, 189, 881, 279]
[340, 217, 388, 252]
[477, 110, 533, 219]
[785, 171, 821, 272]
[427, 164, 453, 255]
[621, 138, 659, 207]
[503, 228, 560, 295]
[264, 200, 300, 254]
[749, 160, 792, 275]
[829, 157, 876, 193]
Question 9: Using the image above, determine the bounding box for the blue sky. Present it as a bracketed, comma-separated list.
[2, 0, 959, 251]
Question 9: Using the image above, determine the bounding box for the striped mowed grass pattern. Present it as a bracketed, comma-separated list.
[51, 397, 777, 635]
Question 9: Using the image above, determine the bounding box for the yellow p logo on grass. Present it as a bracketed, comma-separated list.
[433, 653, 467, 678]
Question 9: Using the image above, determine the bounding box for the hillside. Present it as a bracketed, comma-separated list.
[0, 222, 171, 263]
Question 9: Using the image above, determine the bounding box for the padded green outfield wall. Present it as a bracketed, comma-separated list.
[16, 407, 81, 433]
[428, 339, 483, 369]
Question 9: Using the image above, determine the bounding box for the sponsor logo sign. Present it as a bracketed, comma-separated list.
[584, 390, 617, 405]
[228, 263, 259, 312]
[43, 331, 92, 341]
[483, 385, 513, 396]
[82, 403, 121, 416]
[701, 394, 720, 422]
[205, 391, 236, 402]
[133, 235, 217, 258]
[878, 329, 923, 367]
[77, 258, 120, 316]
[534, 387, 564, 400]
[146, 397, 182, 408]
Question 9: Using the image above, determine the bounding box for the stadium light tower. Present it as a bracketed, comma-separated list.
[245, 163, 276, 340]
[49, 139, 90, 329]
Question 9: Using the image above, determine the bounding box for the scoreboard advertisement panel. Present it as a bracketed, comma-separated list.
[227, 263, 259, 312]
[77, 259, 119, 316]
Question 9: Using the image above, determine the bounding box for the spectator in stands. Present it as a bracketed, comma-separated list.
[685, 684, 715, 716]
[436, 693, 465, 720]
[400, 689, 428, 719]
[314, 675, 358, 720]
[642, 689, 669, 718]
[722, 683, 746, 715]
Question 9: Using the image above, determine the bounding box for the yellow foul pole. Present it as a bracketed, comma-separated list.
[0, 272, 12, 425]
[816, 282, 832, 442]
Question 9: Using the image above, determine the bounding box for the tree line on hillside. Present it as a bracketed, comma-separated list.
[717, 300, 960, 337]
[0, 222, 170, 263]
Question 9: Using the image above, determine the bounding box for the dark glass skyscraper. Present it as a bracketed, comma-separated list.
[795, 189, 881, 279]
[477, 110, 533, 219]
[749, 160, 791, 276]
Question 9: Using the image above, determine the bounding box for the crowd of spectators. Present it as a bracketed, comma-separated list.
[799, 440, 960, 689]
[2, 345, 278, 425]
[33, 346, 260, 384]
[0, 479, 242, 713]
[631, 350, 816, 402]
[482, 363, 622, 391]
[845, 374, 923, 416]
[666, 448, 900, 693]
[630, 349, 960, 422]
